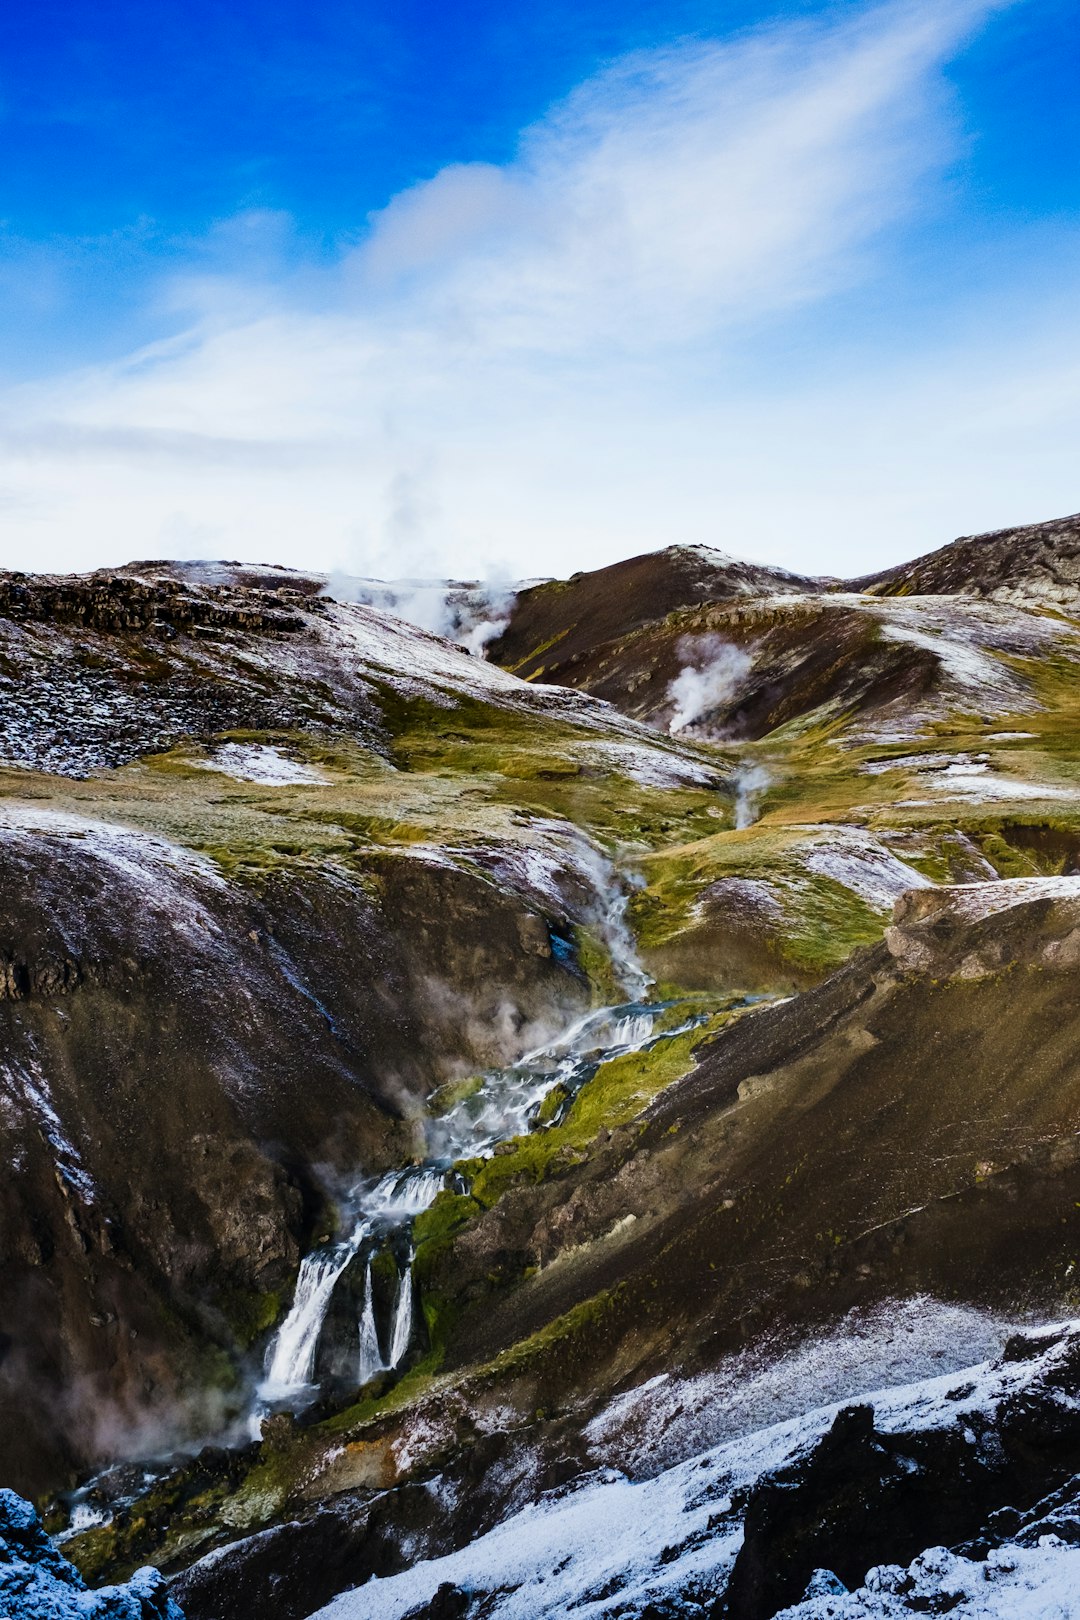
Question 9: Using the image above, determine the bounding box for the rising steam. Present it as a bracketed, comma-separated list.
[666, 635, 750, 736]
[320, 574, 520, 658]
[731, 762, 772, 828]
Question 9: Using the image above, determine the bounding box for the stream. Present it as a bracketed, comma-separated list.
[249, 995, 715, 1432]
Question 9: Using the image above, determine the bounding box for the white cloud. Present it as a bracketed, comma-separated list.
[3, 0, 1073, 583]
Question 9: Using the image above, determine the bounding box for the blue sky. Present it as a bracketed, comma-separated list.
[0, 0, 1078, 579]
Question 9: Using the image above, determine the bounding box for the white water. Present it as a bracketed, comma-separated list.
[254, 993, 715, 1428]
[388, 1262, 414, 1370]
[357, 1259, 385, 1385]
[261, 1240, 363, 1399]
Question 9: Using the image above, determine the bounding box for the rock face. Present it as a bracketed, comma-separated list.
[0, 1489, 182, 1618]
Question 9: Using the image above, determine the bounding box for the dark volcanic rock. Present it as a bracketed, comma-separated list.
[723, 1329, 1080, 1618]
[0, 1488, 182, 1618]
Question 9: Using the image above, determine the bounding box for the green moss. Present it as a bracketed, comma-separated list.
[412, 1189, 484, 1353]
[427, 1074, 485, 1116]
[503, 627, 570, 674]
[461, 1017, 725, 1211]
[211, 1288, 282, 1350]
[315, 1352, 446, 1435]
[534, 1082, 569, 1124]
[484, 1284, 624, 1376]
[780, 874, 883, 974]
[572, 923, 623, 1004]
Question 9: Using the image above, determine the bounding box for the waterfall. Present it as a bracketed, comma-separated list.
[260, 1234, 362, 1399]
[357, 1257, 384, 1384]
[611, 1013, 654, 1049]
[388, 1259, 414, 1368]
[252, 987, 705, 1428]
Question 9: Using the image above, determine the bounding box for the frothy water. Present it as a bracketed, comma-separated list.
[261, 1242, 362, 1398]
[252, 994, 715, 1430]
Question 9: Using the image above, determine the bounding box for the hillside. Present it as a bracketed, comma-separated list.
[2, 524, 1080, 1619]
[857, 511, 1080, 607]
[488, 512, 1080, 742]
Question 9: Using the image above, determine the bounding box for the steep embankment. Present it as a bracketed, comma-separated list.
[301, 1319, 1080, 1620]
[82, 877, 1080, 1616]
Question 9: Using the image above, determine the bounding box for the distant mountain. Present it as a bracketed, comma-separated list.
[488, 541, 824, 682]
[486, 514, 1080, 742]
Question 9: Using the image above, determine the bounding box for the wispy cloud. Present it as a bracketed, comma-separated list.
[3, 0, 1069, 581]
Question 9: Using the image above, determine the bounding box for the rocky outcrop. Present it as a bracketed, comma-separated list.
[727, 1325, 1080, 1618]
[0, 570, 308, 636]
[0, 1489, 182, 1618]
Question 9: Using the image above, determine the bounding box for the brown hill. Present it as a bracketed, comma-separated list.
[856, 511, 1080, 608]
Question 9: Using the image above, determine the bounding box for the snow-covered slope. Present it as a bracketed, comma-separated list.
[312, 1318, 1080, 1620]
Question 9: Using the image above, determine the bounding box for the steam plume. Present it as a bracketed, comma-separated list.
[667, 635, 751, 736]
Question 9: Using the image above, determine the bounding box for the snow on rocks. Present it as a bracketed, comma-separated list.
[777, 1538, 1080, 1618]
[886, 878, 1080, 976]
[193, 743, 327, 785]
[893, 876, 1080, 928]
[580, 740, 722, 789]
[862, 749, 1076, 805]
[801, 829, 933, 911]
[312, 1307, 1080, 1620]
[1, 1057, 97, 1205]
[0, 1488, 183, 1618]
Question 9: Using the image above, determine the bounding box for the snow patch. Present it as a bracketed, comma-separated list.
[864, 751, 1076, 805]
[311, 1302, 1034, 1620]
[195, 743, 327, 784]
[918, 876, 1080, 925]
[779, 1540, 1080, 1618]
[803, 830, 934, 912]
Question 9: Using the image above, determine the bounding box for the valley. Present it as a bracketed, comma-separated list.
[3, 514, 1080, 1617]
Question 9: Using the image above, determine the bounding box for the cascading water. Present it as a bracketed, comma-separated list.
[253, 974, 721, 1430]
[260, 1238, 363, 1399]
[388, 1261, 414, 1369]
[357, 1259, 384, 1385]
